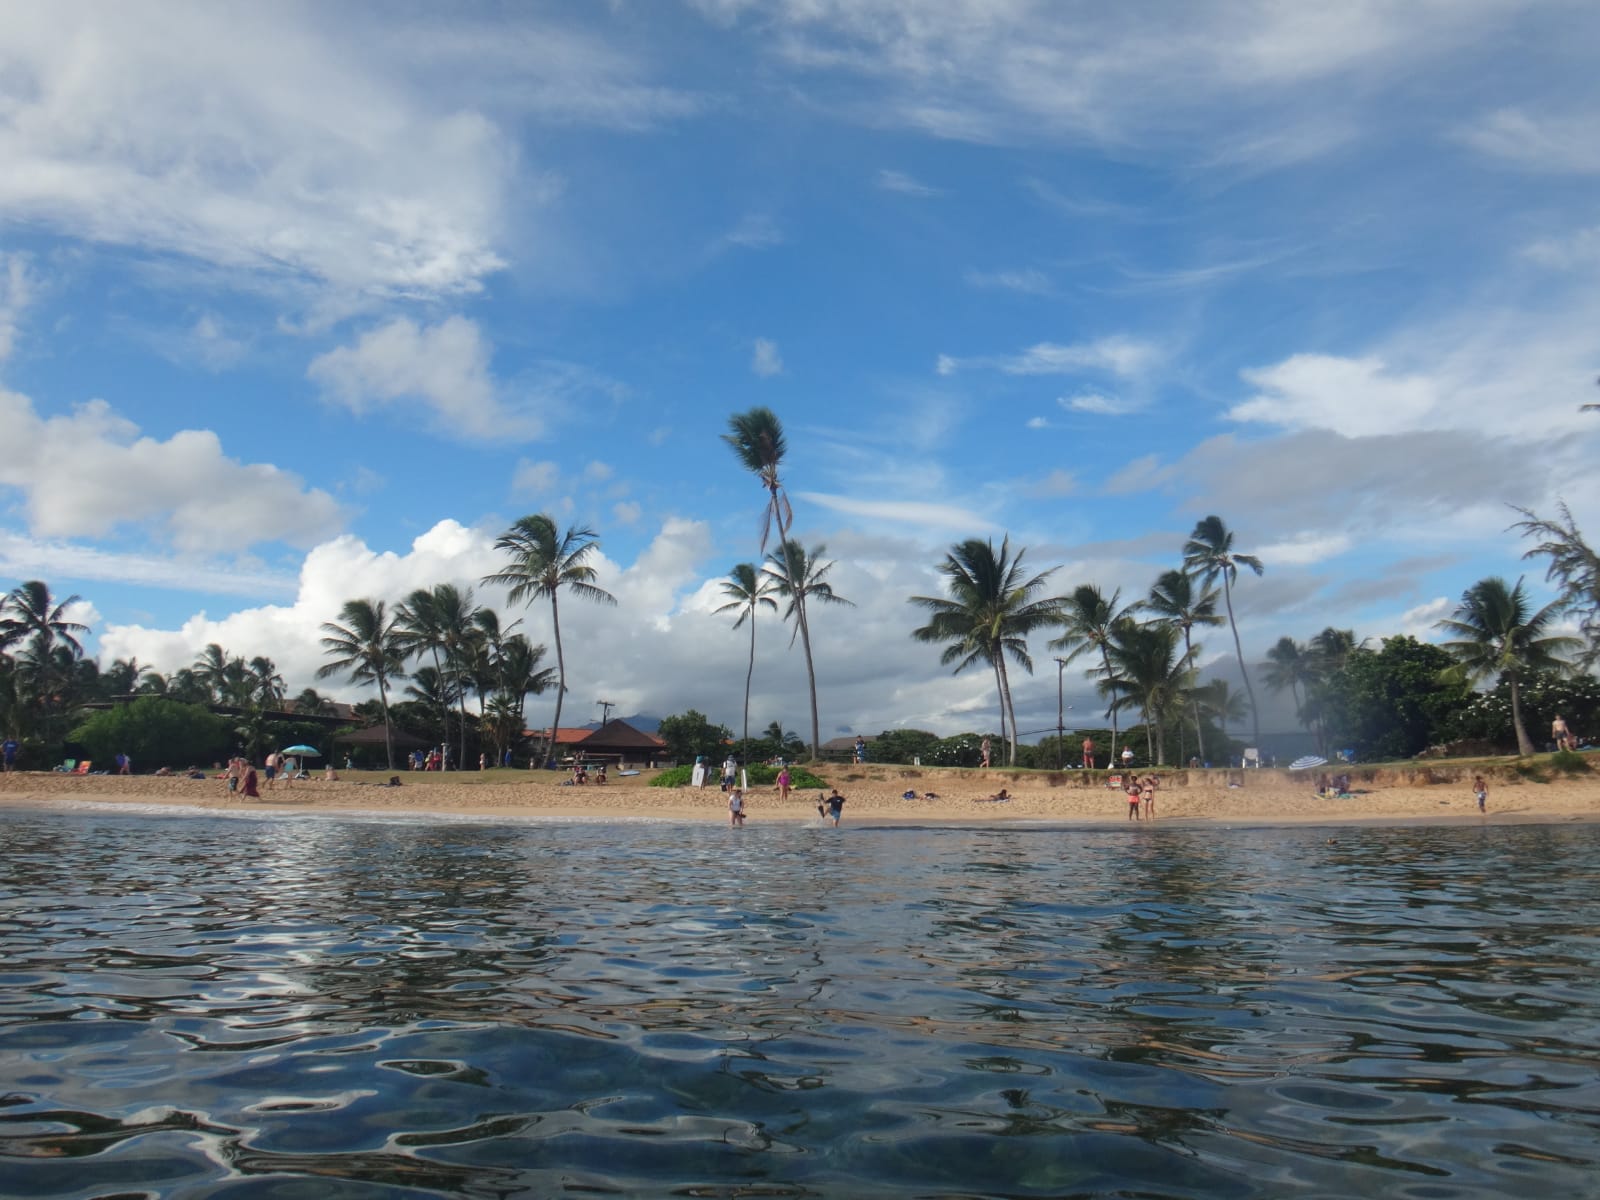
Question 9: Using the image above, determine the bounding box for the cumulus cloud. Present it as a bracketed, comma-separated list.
[613, 500, 642, 525]
[308, 316, 537, 440]
[0, 254, 32, 362]
[0, 388, 342, 553]
[751, 337, 784, 377]
[1230, 354, 1437, 436]
[512, 459, 561, 496]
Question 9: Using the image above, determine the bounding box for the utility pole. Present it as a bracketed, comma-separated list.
[1055, 658, 1068, 770]
[597, 699, 617, 726]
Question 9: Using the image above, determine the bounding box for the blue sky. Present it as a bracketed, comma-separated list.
[1, 1, 1598, 741]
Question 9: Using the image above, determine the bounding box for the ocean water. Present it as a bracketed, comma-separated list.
[1, 810, 1597, 1199]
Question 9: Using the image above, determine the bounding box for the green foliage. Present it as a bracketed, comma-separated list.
[1446, 671, 1600, 750]
[1512, 759, 1550, 783]
[1319, 636, 1473, 761]
[69, 698, 233, 769]
[871, 728, 941, 765]
[1550, 748, 1590, 775]
[656, 709, 732, 765]
[650, 762, 826, 789]
[921, 732, 985, 767]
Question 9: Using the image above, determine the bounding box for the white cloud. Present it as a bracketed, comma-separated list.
[308, 315, 538, 440]
[1060, 392, 1137, 416]
[613, 500, 643, 525]
[1256, 532, 1353, 567]
[0, 388, 342, 552]
[0, 530, 297, 598]
[1229, 354, 1437, 436]
[875, 168, 940, 196]
[1025, 416, 1049, 429]
[1525, 225, 1600, 270]
[719, 214, 783, 250]
[800, 492, 997, 532]
[751, 337, 784, 377]
[512, 459, 561, 496]
[584, 460, 615, 483]
[941, 336, 1160, 379]
[965, 268, 1050, 294]
[0, 254, 33, 362]
[1031, 469, 1076, 497]
[1460, 107, 1600, 174]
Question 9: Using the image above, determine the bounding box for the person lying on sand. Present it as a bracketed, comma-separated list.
[974, 788, 1010, 803]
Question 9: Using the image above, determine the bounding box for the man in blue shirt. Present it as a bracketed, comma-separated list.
[2, 738, 17, 772]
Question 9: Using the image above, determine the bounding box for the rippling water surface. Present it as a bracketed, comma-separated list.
[2, 810, 1598, 1198]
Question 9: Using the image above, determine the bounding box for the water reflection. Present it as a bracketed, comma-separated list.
[1, 812, 1597, 1197]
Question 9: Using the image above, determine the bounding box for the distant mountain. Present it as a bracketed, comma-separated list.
[581, 714, 662, 733]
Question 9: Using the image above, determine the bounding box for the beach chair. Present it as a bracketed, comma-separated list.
[54, 758, 77, 773]
[1243, 748, 1261, 768]
[71, 760, 91, 775]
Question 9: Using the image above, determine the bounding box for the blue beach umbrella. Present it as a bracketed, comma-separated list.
[1289, 755, 1328, 771]
[281, 743, 321, 756]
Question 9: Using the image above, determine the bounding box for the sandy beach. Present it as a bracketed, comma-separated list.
[4, 761, 1600, 826]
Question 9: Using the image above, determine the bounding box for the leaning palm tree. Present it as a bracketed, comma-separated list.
[763, 541, 852, 750]
[318, 598, 406, 770]
[1141, 569, 1223, 764]
[1512, 502, 1600, 667]
[0, 580, 89, 657]
[724, 407, 824, 759]
[1183, 515, 1265, 750]
[909, 537, 1058, 766]
[483, 515, 616, 767]
[1435, 576, 1578, 757]
[715, 563, 778, 752]
[1049, 584, 1131, 768]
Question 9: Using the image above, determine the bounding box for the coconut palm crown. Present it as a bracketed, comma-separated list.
[1182, 515, 1265, 750]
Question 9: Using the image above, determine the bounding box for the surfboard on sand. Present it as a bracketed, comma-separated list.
[691, 762, 706, 787]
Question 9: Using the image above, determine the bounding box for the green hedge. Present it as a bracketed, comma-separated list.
[650, 762, 827, 789]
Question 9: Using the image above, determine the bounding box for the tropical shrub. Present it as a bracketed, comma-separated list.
[69, 698, 233, 769]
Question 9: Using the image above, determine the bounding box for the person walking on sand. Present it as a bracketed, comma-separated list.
[263, 750, 279, 791]
[980, 736, 992, 768]
[1082, 736, 1095, 770]
[824, 787, 846, 826]
[1473, 775, 1487, 813]
[729, 787, 746, 826]
[776, 765, 791, 802]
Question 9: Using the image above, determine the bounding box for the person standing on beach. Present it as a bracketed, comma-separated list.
[1473, 775, 1487, 813]
[854, 736, 866, 763]
[263, 750, 279, 791]
[1552, 714, 1571, 751]
[242, 764, 260, 799]
[729, 788, 746, 826]
[1142, 774, 1157, 820]
[824, 788, 846, 826]
[776, 765, 791, 802]
[1126, 780, 1141, 820]
[980, 736, 992, 768]
[1081, 736, 1095, 770]
[722, 754, 738, 792]
[1121, 746, 1134, 770]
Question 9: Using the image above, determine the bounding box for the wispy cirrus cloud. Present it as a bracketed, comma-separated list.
[800, 492, 997, 532]
[876, 168, 941, 196]
[964, 267, 1051, 294]
[938, 335, 1159, 379]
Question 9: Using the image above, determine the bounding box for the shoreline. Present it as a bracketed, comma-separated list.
[3, 767, 1600, 831]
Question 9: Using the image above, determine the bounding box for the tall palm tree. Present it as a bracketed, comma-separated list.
[483, 515, 616, 767]
[715, 562, 778, 751]
[247, 655, 286, 708]
[1049, 584, 1130, 768]
[1141, 569, 1223, 763]
[318, 598, 406, 770]
[1261, 637, 1315, 727]
[102, 656, 151, 697]
[1435, 576, 1578, 756]
[909, 537, 1058, 766]
[0, 580, 89, 657]
[1512, 502, 1600, 667]
[191, 643, 232, 705]
[763, 541, 852, 755]
[1101, 620, 1191, 766]
[724, 406, 823, 759]
[1183, 515, 1265, 750]
[1196, 678, 1249, 752]
[495, 634, 556, 726]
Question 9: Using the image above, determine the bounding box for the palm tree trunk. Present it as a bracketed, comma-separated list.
[742, 607, 756, 749]
[547, 591, 566, 770]
[997, 656, 1019, 766]
[1099, 643, 1118, 766]
[1224, 574, 1261, 750]
[1144, 707, 1154, 764]
[1183, 630, 1205, 764]
[768, 485, 820, 760]
[378, 675, 395, 771]
[1510, 674, 1534, 757]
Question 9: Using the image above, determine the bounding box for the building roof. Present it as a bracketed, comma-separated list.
[523, 727, 598, 746]
[578, 719, 668, 750]
[820, 734, 876, 752]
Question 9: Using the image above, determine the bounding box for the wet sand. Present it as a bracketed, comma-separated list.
[4, 762, 1598, 827]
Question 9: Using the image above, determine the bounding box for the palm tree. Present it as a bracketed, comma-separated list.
[191, 643, 232, 705]
[1141, 569, 1223, 763]
[724, 406, 823, 759]
[1050, 584, 1131, 768]
[1261, 637, 1316, 727]
[1183, 515, 1265, 750]
[318, 598, 406, 770]
[1196, 678, 1249, 753]
[395, 584, 482, 768]
[1512, 502, 1600, 666]
[909, 537, 1058, 766]
[1102, 621, 1191, 766]
[0, 580, 89, 658]
[715, 563, 778, 751]
[763, 540, 852, 756]
[1435, 576, 1578, 756]
[102, 657, 151, 697]
[247, 655, 286, 708]
[291, 687, 338, 717]
[495, 634, 556, 727]
[483, 515, 616, 767]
